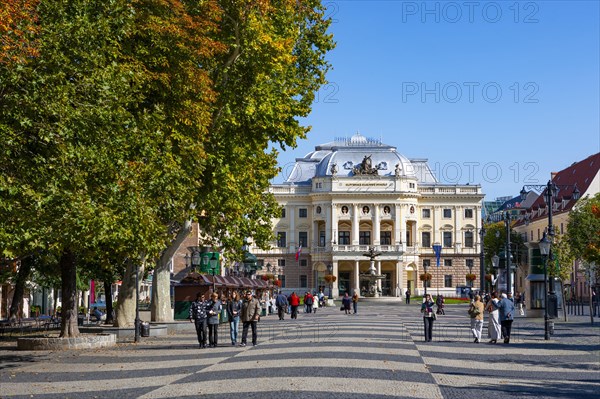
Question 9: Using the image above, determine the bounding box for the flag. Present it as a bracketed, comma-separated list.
[432, 244, 442, 267]
[295, 244, 302, 261]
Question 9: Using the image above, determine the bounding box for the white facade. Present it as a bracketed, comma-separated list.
[252, 134, 484, 298]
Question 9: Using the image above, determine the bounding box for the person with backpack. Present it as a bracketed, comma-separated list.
[468, 294, 485, 343]
[304, 292, 314, 313]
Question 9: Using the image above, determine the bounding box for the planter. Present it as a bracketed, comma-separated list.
[419, 273, 432, 282]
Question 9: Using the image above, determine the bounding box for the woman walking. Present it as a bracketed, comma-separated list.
[486, 291, 501, 344]
[352, 291, 359, 314]
[206, 292, 221, 348]
[227, 291, 242, 346]
[468, 295, 485, 343]
[342, 292, 352, 315]
[421, 294, 435, 342]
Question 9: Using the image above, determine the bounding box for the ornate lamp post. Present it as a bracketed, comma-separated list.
[327, 264, 334, 298]
[209, 252, 219, 293]
[502, 211, 513, 295]
[479, 225, 486, 295]
[423, 261, 429, 296]
[539, 232, 551, 340]
[491, 254, 500, 291]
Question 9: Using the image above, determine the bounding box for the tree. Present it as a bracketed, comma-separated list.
[0, 0, 334, 335]
[566, 193, 600, 270]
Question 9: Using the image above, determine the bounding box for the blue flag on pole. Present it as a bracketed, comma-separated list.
[432, 244, 442, 267]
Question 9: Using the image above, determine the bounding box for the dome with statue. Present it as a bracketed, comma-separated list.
[284, 133, 437, 184]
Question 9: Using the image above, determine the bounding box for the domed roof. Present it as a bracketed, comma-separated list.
[285, 133, 437, 184]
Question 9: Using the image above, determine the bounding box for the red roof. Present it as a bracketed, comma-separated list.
[524, 152, 600, 224]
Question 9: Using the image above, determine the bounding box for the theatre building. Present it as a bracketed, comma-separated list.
[250, 133, 484, 298]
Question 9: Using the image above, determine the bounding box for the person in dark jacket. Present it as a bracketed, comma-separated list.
[496, 293, 515, 344]
[275, 291, 288, 320]
[189, 293, 208, 348]
[421, 294, 435, 342]
[341, 292, 352, 315]
[227, 291, 242, 346]
[240, 291, 261, 346]
[206, 292, 221, 348]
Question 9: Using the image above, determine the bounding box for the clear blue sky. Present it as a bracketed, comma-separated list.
[275, 0, 600, 200]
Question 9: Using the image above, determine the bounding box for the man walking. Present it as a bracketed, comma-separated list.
[405, 289, 411, 304]
[275, 291, 288, 320]
[189, 293, 208, 348]
[240, 291, 261, 347]
[496, 293, 515, 344]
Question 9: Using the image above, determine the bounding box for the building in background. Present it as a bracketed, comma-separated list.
[252, 133, 484, 297]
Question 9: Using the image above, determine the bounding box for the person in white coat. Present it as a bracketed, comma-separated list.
[312, 292, 319, 313]
[486, 291, 501, 344]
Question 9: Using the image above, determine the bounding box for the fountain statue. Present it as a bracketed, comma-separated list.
[359, 246, 385, 297]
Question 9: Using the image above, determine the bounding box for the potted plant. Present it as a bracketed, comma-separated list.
[419, 273, 432, 281]
[465, 273, 476, 282]
[324, 274, 337, 283]
[273, 279, 282, 287]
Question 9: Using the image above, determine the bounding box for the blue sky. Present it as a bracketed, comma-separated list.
[275, 0, 600, 200]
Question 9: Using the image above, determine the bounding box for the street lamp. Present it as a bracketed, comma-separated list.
[209, 252, 219, 293]
[423, 261, 429, 296]
[327, 264, 333, 298]
[184, 247, 202, 273]
[491, 254, 500, 291]
[502, 211, 513, 295]
[479, 226, 486, 295]
[539, 232, 551, 340]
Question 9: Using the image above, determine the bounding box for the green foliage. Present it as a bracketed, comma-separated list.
[483, 222, 526, 273]
[566, 193, 600, 266]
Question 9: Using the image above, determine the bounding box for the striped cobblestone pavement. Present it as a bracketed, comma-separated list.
[1, 300, 598, 399]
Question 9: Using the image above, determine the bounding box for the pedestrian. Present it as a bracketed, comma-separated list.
[275, 291, 288, 320]
[312, 292, 319, 313]
[240, 290, 261, 347]
[289, 292, 300, 319]
[421, 293, 435, 342]
[405, 289, 411, 304]
[486, 291, 501, 344]
[304, 292, 314, 313]
[227, 291, 242, 346]
[206, 292, 221, 348]
[342, 292, 352, 315]
[352, 290, 359, 314]
[435, 294, 445, 315]
[515, 292, 525, 316]
[189, 292, 208, 348]
[468, 294, 485, 343]
[496, 293, 515, 344]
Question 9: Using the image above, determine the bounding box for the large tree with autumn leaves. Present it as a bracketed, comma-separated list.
[0, 0, 333, 336]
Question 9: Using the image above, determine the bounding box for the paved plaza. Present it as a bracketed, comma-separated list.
[1, 300, 599, 399]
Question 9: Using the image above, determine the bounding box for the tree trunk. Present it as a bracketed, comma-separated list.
[59, 250, 80, 337]
[9, 257, 32, 322]
[115, 259, 144, 327]
[151, 220, 191, 322]
[103, 280, 114, 325]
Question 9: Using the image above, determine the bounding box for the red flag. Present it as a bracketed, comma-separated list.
[295, 245, 302, 261]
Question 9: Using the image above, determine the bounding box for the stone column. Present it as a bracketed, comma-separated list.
[332, 260, 339, 298]
[326, 204, 332, 246]
[376, 260, 382, 294]
[395, 204, 403, 250]
[352, 204, 359, 246]
[354, 260, 360, 294]
[396, 260, 403, 297]
[373, 204, 380, 246]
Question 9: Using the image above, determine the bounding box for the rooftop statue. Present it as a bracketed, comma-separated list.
[353, 155, 378, 175]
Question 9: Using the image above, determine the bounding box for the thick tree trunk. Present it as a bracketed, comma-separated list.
[115, 259, 144, 327]
[103, 280, 114, 325]
[151, 220, 191, 322]
[59, 250, 80, 337]
[9, 257, 32, 322]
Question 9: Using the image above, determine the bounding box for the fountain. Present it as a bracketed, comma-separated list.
[359, 246, 385, 297]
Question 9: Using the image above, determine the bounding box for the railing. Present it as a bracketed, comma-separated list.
[565, 299, 599, 317]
